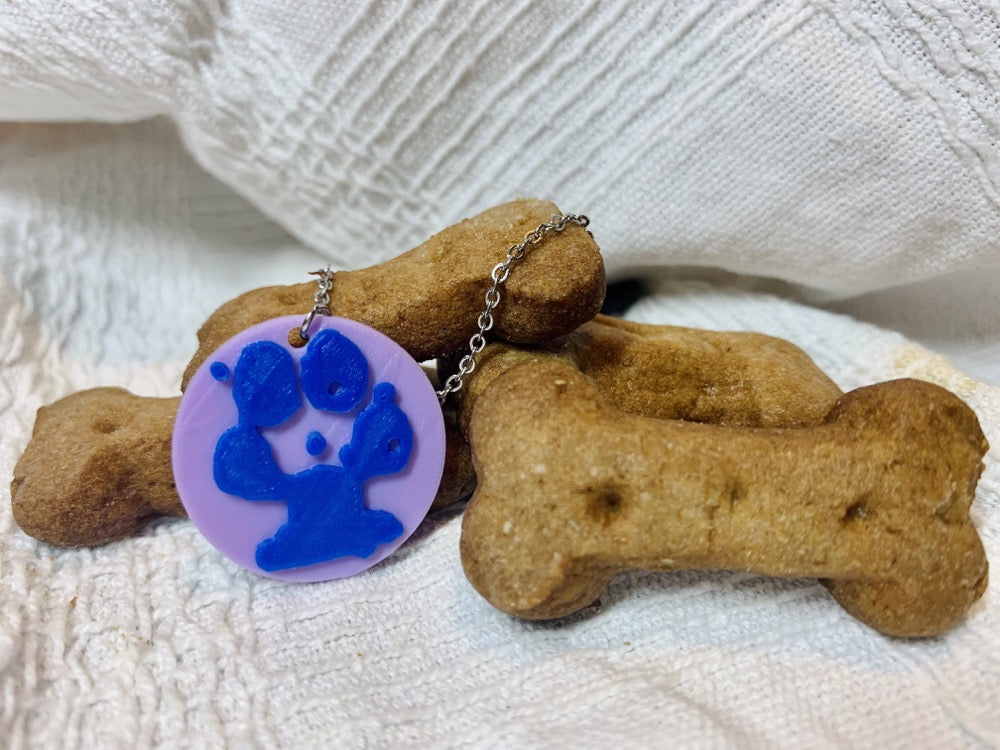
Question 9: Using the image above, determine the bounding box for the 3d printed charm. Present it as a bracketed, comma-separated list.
[172, 315, 446, 581]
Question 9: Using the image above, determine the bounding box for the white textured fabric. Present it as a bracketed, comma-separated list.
[2, 0, 1000, 295]
[1, 2, 999, 747]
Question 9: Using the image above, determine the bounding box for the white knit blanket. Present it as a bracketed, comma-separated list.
[1, 2, 999, 747]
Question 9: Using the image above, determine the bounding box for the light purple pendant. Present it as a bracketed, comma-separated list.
[172, 315, 446, 582]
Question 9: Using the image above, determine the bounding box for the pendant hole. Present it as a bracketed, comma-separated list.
[327, 381, 342, 395]
[387, 438, 400, 454]
[288, 328, 308, 348]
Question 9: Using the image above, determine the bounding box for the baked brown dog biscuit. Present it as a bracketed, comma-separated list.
[447, 314, 844, 436]
[12, 200, 604, 548]
[183, 201, 602, 387]
[12, 389, 183, 547]
[461, 360, 989, 637]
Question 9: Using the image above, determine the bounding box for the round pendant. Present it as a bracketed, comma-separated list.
[172, 315, 446, 581]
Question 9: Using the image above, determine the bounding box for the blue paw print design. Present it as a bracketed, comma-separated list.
[211, 328, 413, 572]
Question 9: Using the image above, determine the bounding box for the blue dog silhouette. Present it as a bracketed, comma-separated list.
[212, 328, 413, 571]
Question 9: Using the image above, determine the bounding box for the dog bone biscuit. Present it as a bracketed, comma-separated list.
[183, 199, 603, 387]
[448, 314, 843, 434]
[11, 389, 184, 547]
[461, 360, 989, 637]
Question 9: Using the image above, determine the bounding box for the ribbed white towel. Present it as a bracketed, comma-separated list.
[2, 0, 999, 293]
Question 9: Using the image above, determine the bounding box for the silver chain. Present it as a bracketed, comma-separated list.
[299, 266, 334, 341]
[435, 213, 590, 403]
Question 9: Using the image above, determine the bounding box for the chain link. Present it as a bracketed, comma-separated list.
[435, 213, 590, 403]
[299, 266, 334, 341]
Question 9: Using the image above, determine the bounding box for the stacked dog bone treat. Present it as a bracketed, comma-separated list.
[10, 199, 989, 637]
